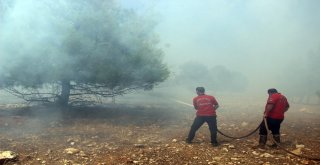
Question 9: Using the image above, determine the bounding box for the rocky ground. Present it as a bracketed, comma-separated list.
[0, 101, 319, 165]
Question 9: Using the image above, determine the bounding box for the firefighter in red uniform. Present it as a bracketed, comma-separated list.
[256, 88, 290, 148]
[186, 87, 220, 147]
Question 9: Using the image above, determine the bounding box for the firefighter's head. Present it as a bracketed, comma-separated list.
[267, 88, 278, 95]
[196, 87, 205, 95]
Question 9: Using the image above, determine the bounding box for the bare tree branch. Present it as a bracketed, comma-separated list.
[4, 82, 155, 105]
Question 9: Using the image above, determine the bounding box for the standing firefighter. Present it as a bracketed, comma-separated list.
[186, 87, 220, 147]
[256, 88, 290, 149]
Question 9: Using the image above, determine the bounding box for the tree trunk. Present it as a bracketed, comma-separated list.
[59, 80, 71, 106]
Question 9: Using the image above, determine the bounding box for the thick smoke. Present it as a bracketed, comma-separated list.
[1, 0, 320, 104]
[123, 0, 320, 99]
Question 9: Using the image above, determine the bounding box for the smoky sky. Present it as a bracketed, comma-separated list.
[1, 0, 320, 96]
[120, 0, 320, 94]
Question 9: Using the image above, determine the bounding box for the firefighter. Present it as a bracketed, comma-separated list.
[256, 88, 290, 149]
[186, 87, 220, 147]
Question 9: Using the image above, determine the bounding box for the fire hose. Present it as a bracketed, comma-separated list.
[174, 99, 261, 139]
[218, 118, 320, 161]
[173, 100, 320, 161]
[262, 117, 320, 161]
[217, 124, 259, 139]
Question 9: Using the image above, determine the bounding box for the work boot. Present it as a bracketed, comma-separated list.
[270, 134, 280, 148]
[211, 142, 219, 147]
[185, 138, 192, 144]
[253, 135, 267, 149]
[211, 140, 219, 147]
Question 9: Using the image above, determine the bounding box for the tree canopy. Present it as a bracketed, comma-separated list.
[174, 62, 248, 92]
[0, 0, 169, 105]
[284, 49, 320, 99]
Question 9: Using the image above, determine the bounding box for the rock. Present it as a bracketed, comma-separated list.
[222, 147, 229, 152]
[87, 143, 94, 147]
[150, 140, 161, 144]
[0, 151, 17, 159]
[299, 108, 307, 112]
[241, 122, 248, 127]
[295, 144, 305, 149]
[64, 148, 80, 154]
[134, 144, 145, 148]
[291, 148, 302, 155]
[172, 139, 178, 142]
[260, 153, 274, 158]
[79, 151, 87, 157]
[299, 108, 313, 113]
[208, 161, 217, 164]
[0, 151, 18, 161]
[228, 145, 235, 149]
[45, 149, 51, 156]
[252, 151, 259, 156]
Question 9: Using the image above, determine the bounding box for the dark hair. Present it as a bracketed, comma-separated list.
[267, 88, 278, 94]
[196, 87, 205, 93]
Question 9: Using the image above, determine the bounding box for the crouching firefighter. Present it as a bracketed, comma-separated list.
[255, 88, 290, 149]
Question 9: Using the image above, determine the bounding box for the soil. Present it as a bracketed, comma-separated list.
[0, 101, 319, 165]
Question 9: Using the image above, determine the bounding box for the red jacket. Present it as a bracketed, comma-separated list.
[265, 93, 289, 119]
[193, 94, 218, 116]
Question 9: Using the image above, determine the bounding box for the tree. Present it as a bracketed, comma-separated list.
[208, 65, 248, 92]
[175, 61, 211, 89]
[281, 49, 320, 104]
[0, 0, 169, 106]
[174, 62, 248, 92]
